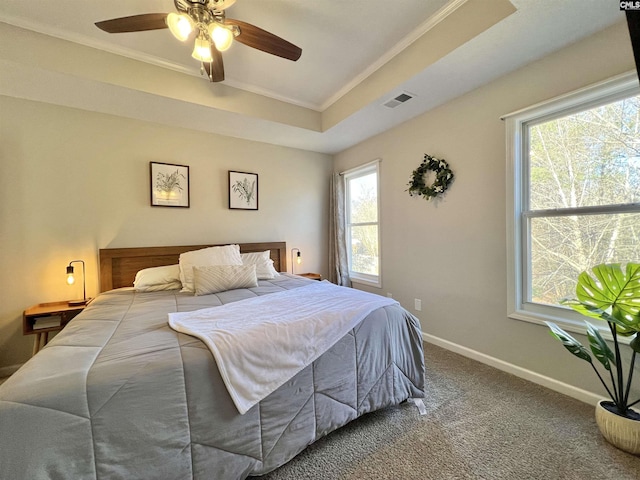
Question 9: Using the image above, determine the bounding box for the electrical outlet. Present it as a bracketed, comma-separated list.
[414, 299, 422, 311]
[387, 293, 393, 298]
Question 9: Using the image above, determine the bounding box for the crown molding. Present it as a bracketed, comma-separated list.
[0, 13, 322, 111]
[318, 0, 468, 111]
[0, 1, 467, 113]
[221, 77, 323, 111]
[0, 14, 198, 75]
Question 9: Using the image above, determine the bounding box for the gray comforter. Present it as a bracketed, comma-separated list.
[0, 274, 425, 479]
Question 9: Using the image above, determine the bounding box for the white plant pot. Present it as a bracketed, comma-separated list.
[595, 400, 640, 455]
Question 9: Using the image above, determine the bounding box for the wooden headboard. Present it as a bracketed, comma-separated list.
[99, 242, 287, 292]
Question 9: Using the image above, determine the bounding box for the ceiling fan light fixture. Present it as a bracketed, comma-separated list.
[95, 1, 303, 83]
[209, 24, 233, 52]
[167, 12, 194, 41]
[192, 35, 213, 62]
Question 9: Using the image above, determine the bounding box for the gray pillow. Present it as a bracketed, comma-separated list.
[193, 264, 258, 296]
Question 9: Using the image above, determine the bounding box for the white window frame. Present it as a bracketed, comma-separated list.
[344, 159, 382, 288]
[505, 71, 640, 336]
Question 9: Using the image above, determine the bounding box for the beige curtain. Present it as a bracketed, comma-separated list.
[328, 173, 351, 287]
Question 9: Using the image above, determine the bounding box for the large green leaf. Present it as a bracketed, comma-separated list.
[585, 322, 615, 370]
[568, 302, 636, 336]
[545, 321, 592, 363]
[572, 263, 640, 333]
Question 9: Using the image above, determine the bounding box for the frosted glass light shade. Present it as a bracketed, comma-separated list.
[66, 264, 75, 285]
[167, 12, 194, 41]
[209, 24, 233, 52]
[192, 37, 213, 62]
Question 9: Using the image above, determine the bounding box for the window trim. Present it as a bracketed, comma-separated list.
[505, 71, 640, 338]
[344, 159, 382, 288]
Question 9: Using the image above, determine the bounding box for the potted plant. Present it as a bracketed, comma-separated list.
[545, 263, 640, 454]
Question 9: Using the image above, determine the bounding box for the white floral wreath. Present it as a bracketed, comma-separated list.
[407, 154, 454, 201]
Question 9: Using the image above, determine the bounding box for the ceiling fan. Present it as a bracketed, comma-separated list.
[95, 0, 302, 83]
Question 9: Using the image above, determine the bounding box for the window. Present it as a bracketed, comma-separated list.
[344, 161, 381, 287]
[506, 72, 640, 332]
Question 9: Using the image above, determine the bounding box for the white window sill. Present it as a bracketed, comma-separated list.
[350, 277, 381, 289]
[509, 308, 630, 345]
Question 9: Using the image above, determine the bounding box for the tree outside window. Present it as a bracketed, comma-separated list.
[527, 95, 640, 307]
[345, 162, 381, 286]
[507, 73, 640, 331]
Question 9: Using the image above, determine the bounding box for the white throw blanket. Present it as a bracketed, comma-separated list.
[168, 281, 398, 414]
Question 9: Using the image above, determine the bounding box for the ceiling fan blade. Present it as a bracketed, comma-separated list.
[204, 46, 225, 82]
[225, 19, 302, 61]
[95, 13, 168, 33]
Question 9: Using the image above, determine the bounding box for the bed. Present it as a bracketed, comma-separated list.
[0, 242, 425, 479]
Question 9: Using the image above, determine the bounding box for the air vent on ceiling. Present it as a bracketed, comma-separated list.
[383, 91, 415, 109]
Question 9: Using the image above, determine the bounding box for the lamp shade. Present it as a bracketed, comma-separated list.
[66, 260, 87, 306]
[167, 12, 194, 41]
[209, 24, 233, 52]
[291, 248, 302, 274]
[192, 36, 213, 62]
[66, 265, 75, 285]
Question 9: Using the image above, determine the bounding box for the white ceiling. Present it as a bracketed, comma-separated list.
[0, 0, 628, 154]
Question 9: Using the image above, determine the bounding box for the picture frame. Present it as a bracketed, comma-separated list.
[150, 162, 190, 208]
[229, 171, 258, 210]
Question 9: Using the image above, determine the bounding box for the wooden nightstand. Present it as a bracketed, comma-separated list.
[23, 301, 89, 356]
[299, 273, 322, 281]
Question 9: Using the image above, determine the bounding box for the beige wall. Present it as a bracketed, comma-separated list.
[1, 18, 637, 402]
[0, 96, 332, 370]
[334, 21, 637, 399]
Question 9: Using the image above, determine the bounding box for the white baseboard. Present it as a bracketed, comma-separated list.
[0, 364, 22, 379]
[422, 332, 603, 407]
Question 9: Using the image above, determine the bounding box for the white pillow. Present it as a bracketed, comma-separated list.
[179, 244, 243, 293]
[133, 264, 182, 292]
[193, 264, 258, 296]
[241, 251, 280, 279]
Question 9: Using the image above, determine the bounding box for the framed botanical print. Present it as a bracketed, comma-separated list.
[229, 171, 258, 210]
[150, 162, 190, 208]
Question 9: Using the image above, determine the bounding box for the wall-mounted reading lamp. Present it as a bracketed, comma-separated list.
[66, 260, 87, 306]
[291, 248, 302, 275]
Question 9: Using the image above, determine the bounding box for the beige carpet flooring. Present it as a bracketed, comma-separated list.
[260, 343, 640, 480]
